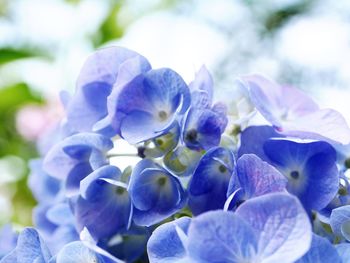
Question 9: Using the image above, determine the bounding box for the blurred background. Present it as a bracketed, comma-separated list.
[0, 0, 350, 227]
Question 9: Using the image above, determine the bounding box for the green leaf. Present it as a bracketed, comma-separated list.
[0, 83, 43, 111]
[0, 48, 43, 65]
[93, 2, 124, 47]
[0, 83, 43, 158]
[64, 0, 81, 4]
[264, 0, 312, 32]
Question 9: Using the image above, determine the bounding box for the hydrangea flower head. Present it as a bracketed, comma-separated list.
[3, 46, 350, 262]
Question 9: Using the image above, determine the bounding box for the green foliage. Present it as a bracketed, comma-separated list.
[0, 82, 43, 159]
[0, 48, 45, 66]
[93, 2, 124, 47]
[0, 83, 43, 225]
[0, 83, 42, 112]
[264, 0, 313, 33]
[64, 0, 81, 4]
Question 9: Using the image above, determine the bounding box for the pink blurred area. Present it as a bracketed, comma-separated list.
[15, 98, 64, 141]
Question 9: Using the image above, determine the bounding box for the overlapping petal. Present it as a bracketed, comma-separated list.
[236, 193, 312, 263]
[75, 165, 132, 239]
[128, 159, 186, 226]
[295, 234, 342, 263]
[264, 139, 339, 211]
[226, 154, 287, 208]
[65, 46, 151, 134]
[188, 147, 235, 215]
[241, 74, 350, 144]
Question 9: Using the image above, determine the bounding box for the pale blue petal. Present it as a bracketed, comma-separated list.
[147, 217, 191, 263]
[336, 243, 350, 263]
[330, 205, 350, 241]
[227, 154, 287, 201]
[187, 210, 258, 263]
[295, 234, 341, 263]
[236, 193, 311, 263]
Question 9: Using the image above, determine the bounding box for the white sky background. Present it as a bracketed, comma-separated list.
[1, 0, 350, 221]
[0, 0, 349, 118]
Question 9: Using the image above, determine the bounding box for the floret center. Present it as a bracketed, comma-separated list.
[219, 164, 227, 173]
[290, 170, 299, 179]
[158, 110, 168, 121]
[186, 129, 198, 143]
[157, 177, 167, 186]
[345, 158, 350, 169]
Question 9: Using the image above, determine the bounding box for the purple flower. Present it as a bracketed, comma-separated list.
[240, 74, 350, 144]
[182, 66, 227, 150]
[128, 159, 187, 226]
[264, 139, 339, 211]
[64, 46, 151, 135]
[188, 147, 235, 215]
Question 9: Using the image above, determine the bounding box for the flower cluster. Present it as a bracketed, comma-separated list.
[1, 46, 350, 263]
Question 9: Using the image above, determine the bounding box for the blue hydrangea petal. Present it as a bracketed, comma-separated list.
[108, 75, 154, 134]
[211, 102, 228, 128]
[93, 54, 153, 137]
[109, 68, 190, 143]
[47, 226, 79, 255]
[240, 75, 319, 128]
[227, 154, 287, 201]
[189, 66, 213, 101]
[183, 108, 227, 150]
[132, 189, 186, 227]
[280, 85, 319, 114]
[236, 193, 312, 263]
[43, 133, 113, 196]
[282, 108, 350, 145]
[0, 225, 17, 259]
[33, 204, 58, 237]
[129, 160, 186, 226]
[113, 53, 152, 89]
[295, 234, 342, 263]
[66, 81, 112, 133]
[147, 217, 191, 263]
[120, 110, 173, 144]
[336, 243, 350, 262]
[77, 47, 149, 94]
[241, 75, 350, 144]
[189, 147, 234, 196]
[102, 225, 150, 263]
[79, 165, 122, 201]
[43, 133, 113, 180]
[46, 203, 75, 226]
[143, 69, 190, 115]
[16, 228, 51, 263]
[188, 147, 235, 214]
[187, 210, 258, 263]
[66, 46, 150, 134]
[28, 159, 61, 204]
[330, 205, 350, 240]
[127, 160, 160, 210]
[32, 203, 78, 255]
[264, 139, 339, 211]
[0, 250, 17, 263]
[75, 166, 132, 239]
[55, 241, 108, 263]
[240, 75, 283, 127]
[65, 162, 93, 197]
[189, 66, 213, 108]
[191, 90, 211, 110]
[238, 125, 284, 161]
